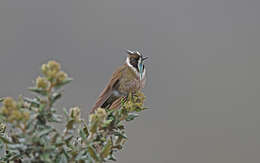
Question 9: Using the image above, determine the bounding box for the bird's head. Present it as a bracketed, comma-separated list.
[125, 50, 148, 80]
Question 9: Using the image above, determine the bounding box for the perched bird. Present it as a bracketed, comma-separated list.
[90, 50, 148, 113]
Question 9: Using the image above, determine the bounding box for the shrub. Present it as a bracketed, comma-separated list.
[0, 60, 148, 163]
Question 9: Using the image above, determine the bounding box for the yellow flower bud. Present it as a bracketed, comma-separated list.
[36, 76, 49, 89]
[47, 70, 57, 79]
[0, 122, 6, 133]
[95, 108, 107, 121]
[89, 114, 98, 124]
[23, 111, 30, 121]
[69, 107, 81, 122]
[47, 60, 61, 73]
[134, 91, 145, 104]
[87, 146, 99, 162]
[89, 114, 99, 134]
[100, 139, 112, 158]
[3, 97, 16, 109]
[13, 110, 23, 120]
[8, 110, 22, 122]
[1, 106, 9, 116]
[41, 64, 49, 76]
[56, 71, 68, 83]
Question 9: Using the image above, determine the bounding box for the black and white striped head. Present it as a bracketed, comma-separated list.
[125, 50, 148, 80]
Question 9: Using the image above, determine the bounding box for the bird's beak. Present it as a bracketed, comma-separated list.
[142, 56, 149, 61]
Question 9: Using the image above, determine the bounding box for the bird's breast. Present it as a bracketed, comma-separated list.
[116, 65, 146, 95]
[118, 76, 145, 94]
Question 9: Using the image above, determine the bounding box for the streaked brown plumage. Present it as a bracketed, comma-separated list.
[90, 50, 147, 113]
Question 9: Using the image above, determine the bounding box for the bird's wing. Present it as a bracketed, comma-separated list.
[108, 97, 124, 111]
[90, 65, 125, 113]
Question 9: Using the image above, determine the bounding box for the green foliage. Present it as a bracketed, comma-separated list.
[0, 61, 147, 162]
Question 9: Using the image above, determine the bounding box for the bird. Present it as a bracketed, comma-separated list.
[90, 50, 148, 113]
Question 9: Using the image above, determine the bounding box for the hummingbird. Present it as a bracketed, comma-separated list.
[90, 50, 148, 113]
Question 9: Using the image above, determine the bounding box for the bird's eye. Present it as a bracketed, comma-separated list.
[131, 58, 137, 62]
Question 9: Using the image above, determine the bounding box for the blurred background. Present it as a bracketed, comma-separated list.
[0, 0, 260, 162]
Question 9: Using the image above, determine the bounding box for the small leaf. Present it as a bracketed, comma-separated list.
[48, 113, 62, 123]
[37, 128, 53, 137]
[54, 78, 73, 90]
[120, 108, 128, 117]
[134, 107, 143, 112]
[63, 149, 70, 160]
[115, 135, 123, 145]
[40, 153, 51, 162]
[102, 119, 113, 128]
[113, 144, 123, 150]
[66, 120, 74, 130]
[125, 113, 139, 121]
[0, 97, 4, 103]
[55, 137, 64, 147]
[79, 128, 87, 142]
[64, 135, 73, 145]
[24, 97, 40, 107]
[87, 145, 100, 162]
[83, 122, 89, 138]
[63, 108, 69, 119]
[75, 150, 87, 161]
[0, 135, 12, 144]
[136, 107, 151, 112]
[89, 120, 98, 134]
[51, 133, 59, 144]
[108, 154, 117, 161]
[8, 144, 27, 151]
[28, 87, 48, 96]
[38, 103, 47, 113]
[59, 153, 68, 163]
[100, 139, 112, 159]
[107, 109, 115, 117]
[117, 124, 125, 130]
[51, 92, 62, 104]
[113, 132, 127, 139]
[128, 92, 133, 102]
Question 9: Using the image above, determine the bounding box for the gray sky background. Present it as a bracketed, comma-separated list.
[1, 0, 260, 162]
